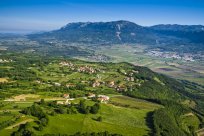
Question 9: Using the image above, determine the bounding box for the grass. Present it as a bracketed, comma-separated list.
[153, 77, 165, 86]
[0, 116, 13, 123]
[0, 129, 16, 136]
[0, 66, 13, 69]
[110, 96, 162, 110]
[0, 102, 33, 110]
[181, 113, 200, 132]
[36, 103, 153, 136]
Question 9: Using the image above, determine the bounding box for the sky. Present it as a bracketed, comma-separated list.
[0, 0, 204, 33]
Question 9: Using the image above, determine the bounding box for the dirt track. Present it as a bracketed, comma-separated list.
[5, 119, 34, 129]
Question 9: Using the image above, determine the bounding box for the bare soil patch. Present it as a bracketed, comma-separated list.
[0, 78, 8, 83]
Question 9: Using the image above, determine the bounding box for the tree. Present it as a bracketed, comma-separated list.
[40, 99, 45, 105]
[85, 106, 91, 114]
[79, 100, 86, 114]
[40, 118, 48, 126]
[38, 124, 43, 131]
[55, 107, 65, 114]
[50, 111, 56, 116]
[97, 116, 102, 122]
[12, 123, 34, 136]
[90, 103, 100, 114]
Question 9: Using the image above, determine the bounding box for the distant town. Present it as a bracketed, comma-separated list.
[146, 50, 196, 62]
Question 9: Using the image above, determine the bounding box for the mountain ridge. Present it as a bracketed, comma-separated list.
[28, 20, 204, 49]
[48, 20, 204, 33]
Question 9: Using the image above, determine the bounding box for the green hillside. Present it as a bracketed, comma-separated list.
[0, 53, 203, 136]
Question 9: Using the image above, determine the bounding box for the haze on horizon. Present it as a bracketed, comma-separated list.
[0, 0, 204, 33]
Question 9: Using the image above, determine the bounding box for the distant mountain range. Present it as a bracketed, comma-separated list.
[28, 20, 204, 50]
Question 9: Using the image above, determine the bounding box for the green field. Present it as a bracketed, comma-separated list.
[36, 101, 158, 135]
[110, 96, 162, 110]
[0, 96, 161, 136]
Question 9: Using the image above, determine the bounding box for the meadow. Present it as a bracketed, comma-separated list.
[34, 97, 160, 136]
[0, 95, 161, 136]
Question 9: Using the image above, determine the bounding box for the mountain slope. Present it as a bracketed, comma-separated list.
[29, 20, 157, 44]
[150, 24, 204, 44]
[28, 20, 204, 48]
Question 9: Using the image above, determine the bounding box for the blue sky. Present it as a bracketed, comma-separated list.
[0, 0, 204, 33]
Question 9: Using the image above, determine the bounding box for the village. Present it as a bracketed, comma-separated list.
[2, 59, 143, 106]
[60, 61, 97, 74]
[146, 50, 195, 62]
[58, 61, 142, 90]
[30, 61, 144, 106]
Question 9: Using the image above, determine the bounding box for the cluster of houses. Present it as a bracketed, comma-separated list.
[59, 61, 74, 67]
[52, 79, 133, 94]
[54, 82, 61, 87]
[87, 93, 110, 103]
[91, 79, 134, 92]
[57, 93, 72, 105]
[123, 71, 139, 82]
[92, 79, 114, 86]
[91, 80, 115, 88]
[59, 61, 98, 74]
[108, 81, 115, 87]
[97, 95, 110, 103]
[39, 62, 143, 105]
[45, 78, 135, 93]
[116, 85, 127, 92]
[146, 50, 195, 62]
[35, 64, 142, 95]
[57, 93, 110, 105]
[124, 77, 134, 82]
[92, 80, 101, 87]
[66, 83, 76, 88]
[59, 61, 75, 71]
[77, 65, 96, 74]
